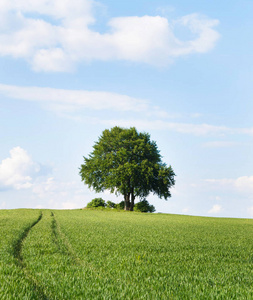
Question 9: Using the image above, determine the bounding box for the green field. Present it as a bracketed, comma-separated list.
[0, 209, 252, 299]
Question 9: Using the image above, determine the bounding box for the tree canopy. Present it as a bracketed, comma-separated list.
[79, 126, 175, 211]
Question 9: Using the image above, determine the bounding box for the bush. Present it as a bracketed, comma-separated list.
[134, 200, 155, 213]
[86, 198, 106, 208]
[106, 201, 116, 208]
[114, 201, 125, 210]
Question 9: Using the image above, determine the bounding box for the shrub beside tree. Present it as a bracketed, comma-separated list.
[86, 198, 156, 213]
[86, 198, 106, 208]
[114, 201, 125, 210]
[106, 201, 116, 208]
[134, 199, 155, 213]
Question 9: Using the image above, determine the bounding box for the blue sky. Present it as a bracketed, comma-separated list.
[0, 0, 252, 217]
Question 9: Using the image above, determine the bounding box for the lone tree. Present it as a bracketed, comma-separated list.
[79, 126, 175, 211]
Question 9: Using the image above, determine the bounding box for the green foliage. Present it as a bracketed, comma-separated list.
[106, 200, 116, 208]
[86, 198, 106, 208]
[80, 126, 175, 210]
[1, 209, 253, 299]
[134, 199, 155, 213]
[114, 201, 125, 210]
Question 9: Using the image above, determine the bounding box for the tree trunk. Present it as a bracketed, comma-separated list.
[124, 193, 131, 211]
[130, 189, 135, 211]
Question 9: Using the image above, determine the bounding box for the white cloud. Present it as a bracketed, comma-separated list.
[32, 177, 78, 199]
[33, 48, 74, 72]
[173, 14, 219, 54]
[205, 176, 253, 195]
[208, 204, 222, 214]
[1, 83, 253, 137]
[234, 176, 253, 193]
[0, 83, 147, 111]
[31, 177, 100, 209]
[0, 83, 167, 118]
[0, 0, 220, 71]
[202, 141, 239, 148]
[102, 118, 253, 136]
[0, 147, 40, 190]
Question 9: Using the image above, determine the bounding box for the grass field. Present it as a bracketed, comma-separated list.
[0, 209, 252, 299]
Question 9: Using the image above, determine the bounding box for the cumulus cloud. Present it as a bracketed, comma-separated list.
[172, 14, 219, 54]
[208, 204, 222, 214]
[0, 0, 220, 71]
[0, 147, 41, 190]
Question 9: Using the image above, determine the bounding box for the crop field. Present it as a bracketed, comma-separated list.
[0, 209, 252, 299]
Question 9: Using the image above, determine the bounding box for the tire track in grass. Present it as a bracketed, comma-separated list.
[51, 212, 100, 274]
[50, 213, 105, 298]
[47, 212, 121, 298]
[12, 211, 49, 300]
[50, 212, 81, 263]
[13, 212, 42, 263]
[50, 212, 69, 255]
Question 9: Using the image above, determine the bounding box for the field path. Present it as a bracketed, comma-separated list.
[51, 211, 99, 271]
[12, 211, 49, 300]
[13, 211, 43, 264]
[21, 210, 91, 299]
